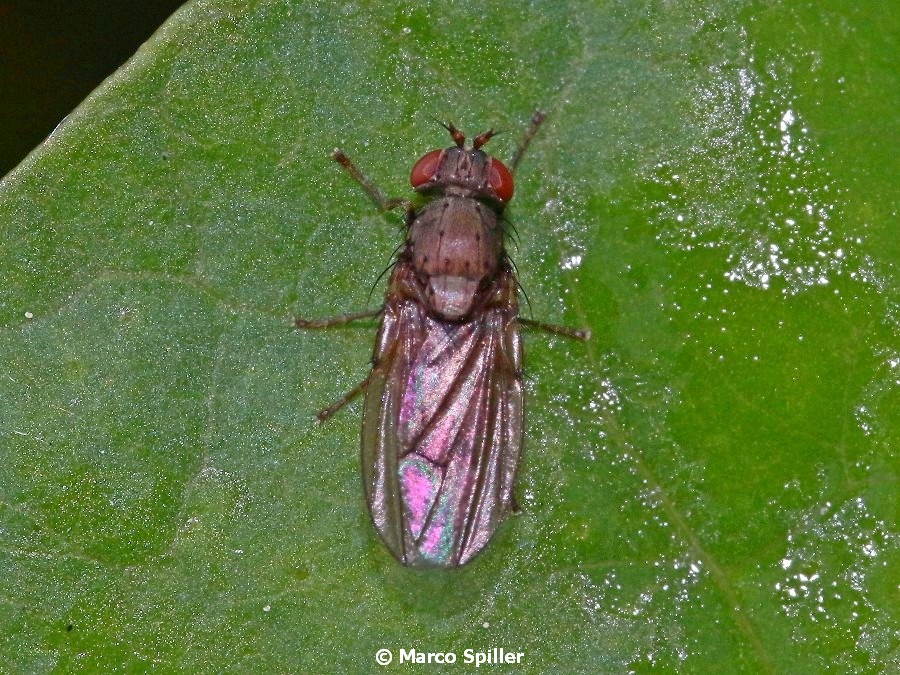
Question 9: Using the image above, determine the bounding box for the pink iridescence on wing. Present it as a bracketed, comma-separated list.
[396, 317, 496, 565]
[399, 455, 452, 560]
[399, 456, 440, 540]
[398, 320, 479, 462]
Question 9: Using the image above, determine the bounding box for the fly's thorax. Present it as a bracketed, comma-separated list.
[408, 196, 504, 321]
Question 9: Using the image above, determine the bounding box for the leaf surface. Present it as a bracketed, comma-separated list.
[0, 1, 896, 671]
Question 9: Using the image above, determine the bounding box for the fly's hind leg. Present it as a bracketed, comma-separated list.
[293, 308, 381, 420]
[315, 373, 372, 422]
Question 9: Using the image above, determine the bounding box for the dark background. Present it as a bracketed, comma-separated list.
[0, 1, 184, 177]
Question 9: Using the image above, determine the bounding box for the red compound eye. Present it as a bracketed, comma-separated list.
[488, 157, 514, 202]
[410, 149, 443, 187]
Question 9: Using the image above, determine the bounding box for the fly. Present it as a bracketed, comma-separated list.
[294, 112, 589, 568]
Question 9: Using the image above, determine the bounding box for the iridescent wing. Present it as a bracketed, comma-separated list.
[361, 276, 522, 567]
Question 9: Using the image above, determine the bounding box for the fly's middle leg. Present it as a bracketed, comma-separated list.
[332, 149, 413, 213]
[519, 317, 590, 341]
[293, 308, 381, 329]
[293, 308, 381, 420]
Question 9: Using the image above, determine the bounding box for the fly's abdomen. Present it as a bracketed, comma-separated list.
[362, 264, 523, 568]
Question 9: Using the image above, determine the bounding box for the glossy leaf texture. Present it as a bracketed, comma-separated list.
[0, 1, 896, 672]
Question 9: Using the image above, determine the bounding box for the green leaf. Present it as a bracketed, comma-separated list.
[1, 0, 896, 672]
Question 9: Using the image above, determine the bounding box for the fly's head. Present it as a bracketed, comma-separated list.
[409, 122, 514, 205]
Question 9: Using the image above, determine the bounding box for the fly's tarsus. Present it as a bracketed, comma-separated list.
[509, 110, 546, 175]
[316, 374, 372, 421]
[332, 149, 412, 213]
[519, 317, 590, 341]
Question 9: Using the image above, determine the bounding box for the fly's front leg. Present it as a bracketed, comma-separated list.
[332, 150, 413, 213]
[509, 110, 546, 175]
[519, 317, 591, 341]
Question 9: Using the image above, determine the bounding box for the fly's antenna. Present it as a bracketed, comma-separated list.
[433, 118, 466, 147]
[472, 128, 498, 149]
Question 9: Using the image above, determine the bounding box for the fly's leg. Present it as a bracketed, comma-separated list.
[315, 373, 372, 422]
[509, 110, 546, 175]
[519, 317, 590, 341]
[507, 115, 586, 340]
[293, 308, 381, 420]
[332, 150, 413, 213]
[297, 143, 404, 419]
[293, 308, 381, 329]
